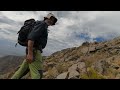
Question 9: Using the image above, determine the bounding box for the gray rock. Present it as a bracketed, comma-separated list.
[81, 47, 89, 54]
[115, 74, 120, 79]
[68, 62, 86, 74]
[92, 60, 104, 74]
[67, 62, 86, 79]
[110, 63, 120, 70]
[68, 64, 78, 72]
[92, 60, 110, 74]
[95, 45, 105, 50]
[82, 42, 90, 46]
[77, 62, 86, 70]
[76, 58, 82, 62]
[60, 58, 65, 62]
[77, 62, 86, 73]
[68, 70, 80, 79]
[47, 62, 56, 68]
[56, 72, 69, 79]
[65, 55, 73, 61]
[89, 46, 96, 52]
[43, 67, 59, 79]
[51, 67, 59, 76]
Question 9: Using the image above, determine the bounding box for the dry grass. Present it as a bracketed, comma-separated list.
[56, 63, 71, 73]
[44, 67, 59, 79]
[80, 67, 106, 79]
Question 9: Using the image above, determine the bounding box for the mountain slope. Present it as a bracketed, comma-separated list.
[1, 36, 120, 79]
[0, 55, 24, 74]
[43, 36, 120, 79]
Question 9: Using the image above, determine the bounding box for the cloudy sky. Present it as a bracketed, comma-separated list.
[0, 11, 120, 56]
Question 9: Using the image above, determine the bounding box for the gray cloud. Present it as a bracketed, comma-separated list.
[0, 11, 120, 56]
[0, 14, 17, 25]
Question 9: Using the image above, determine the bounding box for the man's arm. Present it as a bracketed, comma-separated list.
[28, 40, 34, 55]
[27, 22, 45, 63]
[26, 40, 34, 63]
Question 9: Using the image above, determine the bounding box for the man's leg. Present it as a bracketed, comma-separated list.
[29, 50, 43, 79]
[11, 59, 29, 79]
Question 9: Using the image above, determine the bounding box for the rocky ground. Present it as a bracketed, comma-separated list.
[1, 36, 120, 79]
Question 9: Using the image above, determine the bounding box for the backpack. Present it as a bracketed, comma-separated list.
[15, 18, 36, 47]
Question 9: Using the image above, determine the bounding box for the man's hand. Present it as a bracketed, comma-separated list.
[26, 54, 33, 64]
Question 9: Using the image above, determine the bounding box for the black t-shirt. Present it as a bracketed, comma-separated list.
[27, 20, 48, 51]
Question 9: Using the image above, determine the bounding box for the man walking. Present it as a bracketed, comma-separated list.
[11, 13, 58, 79]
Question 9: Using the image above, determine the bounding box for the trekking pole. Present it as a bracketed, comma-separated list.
[15, 43, 18, 47]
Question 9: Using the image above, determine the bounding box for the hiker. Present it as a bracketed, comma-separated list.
[11, 13, 58, 79]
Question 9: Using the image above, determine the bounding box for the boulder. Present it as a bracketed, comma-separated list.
[56, 72, 69, 79]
